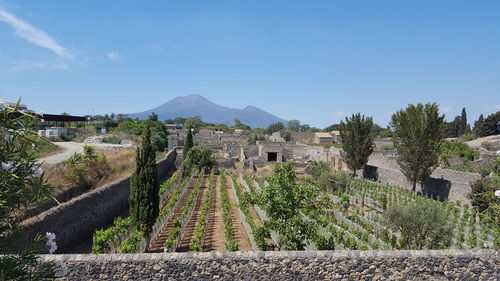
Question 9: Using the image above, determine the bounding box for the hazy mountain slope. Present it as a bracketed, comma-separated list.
[128, 94, 287, 128]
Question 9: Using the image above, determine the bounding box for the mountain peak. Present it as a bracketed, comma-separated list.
[128, 95, 287, 128]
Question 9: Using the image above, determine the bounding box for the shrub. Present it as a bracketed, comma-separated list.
[305, 161, 331, 179]
[439, 140, 480, 164]
[102, 136, 121, 144]
[385, 200, 453, 249]
[183, 147, 215, 172]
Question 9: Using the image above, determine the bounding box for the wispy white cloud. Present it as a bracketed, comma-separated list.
[7, 61, 69, 72]
[107, 51, 122, 62]
[335, 111, 347, 118]
[439, 106, 452, 115]
[0, 7, 73, 60]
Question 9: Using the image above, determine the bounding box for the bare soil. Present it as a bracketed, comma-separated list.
[202, 176, 225, 251]
[225, 176, 252, 251]
[176, 177, 207, 252]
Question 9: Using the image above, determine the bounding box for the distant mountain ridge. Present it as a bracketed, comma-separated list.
[128, 94, 287, 128]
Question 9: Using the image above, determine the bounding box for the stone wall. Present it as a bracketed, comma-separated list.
[42, 250, 498, 280]
[290, 132, 315, 143]
[364, 151, 482, 203]
[17, 150, 178, 253]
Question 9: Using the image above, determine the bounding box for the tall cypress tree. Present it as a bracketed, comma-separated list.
[460, 107, 468, 135]
[183, 128, 194, 156]
[129, 124, 159, 233]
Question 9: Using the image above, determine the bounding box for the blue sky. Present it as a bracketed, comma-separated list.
[0, 0, 499, 128]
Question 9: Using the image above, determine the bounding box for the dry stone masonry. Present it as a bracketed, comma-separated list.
[42, 250, 498, 280]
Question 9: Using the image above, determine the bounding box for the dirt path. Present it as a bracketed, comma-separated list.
[226, 176, 252, 251]
[38, 141, 127, 164]
[146, 178, 195, 253]
[176, 177, 207, 252]
[202, 176, 225, 251]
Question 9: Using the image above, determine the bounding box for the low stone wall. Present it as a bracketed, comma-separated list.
[17, 150, 178, 253]
[42, 250, 498, 280]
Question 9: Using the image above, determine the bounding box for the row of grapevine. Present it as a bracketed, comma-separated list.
[163, 169, 205, 251]
[231, 174, 270, 250]
[189, 169, 216, 251]
[219, 169, 239, 251]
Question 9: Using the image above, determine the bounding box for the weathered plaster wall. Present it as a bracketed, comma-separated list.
[17, 150, 178, 253]
[42, 250, 498, 280]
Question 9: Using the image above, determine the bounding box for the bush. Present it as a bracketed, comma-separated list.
[385, 200, 453, 249]
[469, 176, 500, 227]
[102, 136, 121, 144]
[305, 161, 331, 178]
[92, 217, 132, 253]
[62, 146, 111, 189]
[440, 140, 480, 164]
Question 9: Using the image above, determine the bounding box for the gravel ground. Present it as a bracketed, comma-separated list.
[38, 142, 129, 164]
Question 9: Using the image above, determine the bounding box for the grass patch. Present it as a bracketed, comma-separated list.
[31, 138, 62, 159]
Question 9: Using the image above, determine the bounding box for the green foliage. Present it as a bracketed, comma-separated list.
[114, 113, 168, 151]
[266, 122, 285, 135]
[190, 170, 215, 251]
[219, 170, 239, 251]
[0, 234, 56, 281]
[92, 217, 132, 253]
[287, 120, 301, 131]
[475, 111, 500, 137]
[443, 107, 469, 138]
[183, 128, 194, 156]
[164, 171, 205, 250]
[183, 147, 215, 172]
[158, 170, 180, 196]
[339, 113, 375, 176]
[469, 176, 500, 227]
[183, 116, 202, 129]
[247, 133, 268, 145]
[305, 161, 331, 179]
[120, 230, 144, 253]
[380, 144, 394, 151]
[261, 162, 322, 250]
[439, 140, 480, 164]
[481, 141, 500, 151]
[102, 136, 121, 144]
[232, 175, 270, 250]
[233, 119, 251, 130]
[316, 172, 351, 194]
[129, 125, 159, 233]
[385, 200, 453, 249]
[0, 101, 56, 280]
[29, 137, 61, 159]
[390, 103, 444, 191]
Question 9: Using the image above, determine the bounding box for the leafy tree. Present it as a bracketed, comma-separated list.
[267, 122, 285, 135]
[324, 123, 341, 132]
[282, 129, 291, 141]
[183, 116, 202, 129]
[183, 128, 194, 156]
[183, 147, 215, 172]
[129, 125, 159, 233]
[479, 111, 500, 137]
[439, 140, 479, 165]
[390, 103, 444, 192]
[146, 113, 168, 152]
[233, 119, 251, 130]
[299, 123, 311, 132]
[287, 120, 301, 131]
[148, 112, 159, 121]
[385, 200, 453, 249]
[339, 113, 375, 177]
[260, 162, 320, 250]
[473, 114, 485, 136]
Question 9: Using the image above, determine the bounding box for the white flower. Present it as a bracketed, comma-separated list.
[495, 190, 500, 198]
[0, 162, 14, 171]
[45, 232, 57, 254]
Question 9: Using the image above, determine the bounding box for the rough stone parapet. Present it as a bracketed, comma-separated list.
[41, 250, 498, 280]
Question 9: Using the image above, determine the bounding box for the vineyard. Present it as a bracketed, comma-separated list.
[92, 164, 499, 253]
